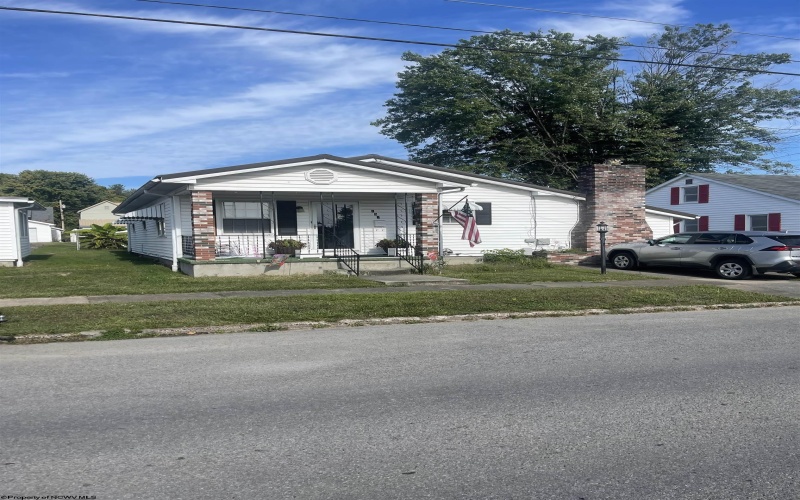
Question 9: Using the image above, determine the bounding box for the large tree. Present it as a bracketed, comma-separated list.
[0, 170, 110, 229]
[374, 25, 799, 188]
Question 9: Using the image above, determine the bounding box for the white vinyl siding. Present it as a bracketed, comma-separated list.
[0, 203, 16, 263]
[123, 200, 174, 260]
[441, 185, 579, 255]
[192, 163, 439, 193]
[648, 177, 800, 231]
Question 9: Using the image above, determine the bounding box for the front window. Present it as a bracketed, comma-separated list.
[221, 201, 271, 234]
[683, 186, 698, 203]
[750, 215, 768, 231]
[683, 219, 698, 232]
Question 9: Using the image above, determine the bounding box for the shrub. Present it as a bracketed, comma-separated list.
[482, 248, 550, 267]
[268, 239, 307, 254]
[82, 224, 128, 250]
[376, 238, 412, 251]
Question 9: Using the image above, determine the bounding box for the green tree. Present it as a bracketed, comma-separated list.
[0, 170, 108, 229]
[82, 223, 128, 250]
[624, 24, 800, 184]
[374, 25, 799, 188]
[374, 31, 625, 189]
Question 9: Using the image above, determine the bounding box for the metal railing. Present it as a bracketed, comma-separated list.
[323, 235, 360, 275]
[181, 235, 195, 258]
[397, 245, 424, 274]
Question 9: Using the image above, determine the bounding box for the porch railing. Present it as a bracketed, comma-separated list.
[397, 245, 424, 274]
[323, 235, 360, 275]
[181, 236, 195, 259]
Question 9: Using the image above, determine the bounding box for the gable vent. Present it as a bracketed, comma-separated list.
[305, 168, 337, 185]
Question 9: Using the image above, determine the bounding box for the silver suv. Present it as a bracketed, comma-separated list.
[607, 231, 800, 279]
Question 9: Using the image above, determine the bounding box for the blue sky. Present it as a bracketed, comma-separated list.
[1, 0, 798, 189]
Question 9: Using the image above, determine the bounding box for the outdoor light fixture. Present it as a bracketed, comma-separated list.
[296, 206, 305, 213]
[596, 221, 609, 274]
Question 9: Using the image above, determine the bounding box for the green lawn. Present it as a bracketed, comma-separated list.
[1, 286, 788, 337]
[1, 243, 649, 298]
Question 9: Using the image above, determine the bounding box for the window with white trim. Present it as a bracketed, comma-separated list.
[156, 219, 166, 237]
[750, 214, 768, 231]
[683, 186, 698, 203]
[221, 201, 271, 233]
[683, 219, 698, 232]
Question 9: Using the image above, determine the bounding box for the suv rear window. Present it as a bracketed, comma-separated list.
[733, 234, 754, 244]
[768, 235, 800, 246]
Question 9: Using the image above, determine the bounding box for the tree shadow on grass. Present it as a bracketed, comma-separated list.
[24, 254, 53, 261]
[110, 250, 164, 267]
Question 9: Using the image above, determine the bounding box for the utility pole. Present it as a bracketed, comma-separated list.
[58, 200, 66, 231]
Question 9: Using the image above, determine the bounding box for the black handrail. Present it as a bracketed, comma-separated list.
[397, 245, 424, 274]
[323, 235, 360, 276]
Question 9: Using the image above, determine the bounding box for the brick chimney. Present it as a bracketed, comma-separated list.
[573, 162, 652, 252]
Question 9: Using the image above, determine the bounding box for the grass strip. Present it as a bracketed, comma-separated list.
[0, 286, 788, 337]
[440, 262, 650, 283]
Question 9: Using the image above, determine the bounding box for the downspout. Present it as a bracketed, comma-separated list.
[170, 195, 181, 272]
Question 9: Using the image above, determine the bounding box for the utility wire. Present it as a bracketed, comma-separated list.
[136, 0, 800, 63]
[445, 0, 800, 42]
[2, 5, 799, 76]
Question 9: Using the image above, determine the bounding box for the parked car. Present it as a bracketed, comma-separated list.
[607, 231, 800, 280]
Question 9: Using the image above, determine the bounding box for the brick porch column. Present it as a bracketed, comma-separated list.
[415, 193, 439, 256]
[191, 191, 216, 261]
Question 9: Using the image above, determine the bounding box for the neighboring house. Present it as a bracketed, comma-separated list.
[78, 200, 119, 228]
[647, 173, 800, 233]
[114, 154, 692, 275]
[0, 197, 44, 267]
[28, 219, 63, 243]
[30, 206, 55, 224]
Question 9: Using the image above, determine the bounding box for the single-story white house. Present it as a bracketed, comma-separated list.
[647, 173, 800, 232]
[113, 154, 693, 275]
[28, 219, 63, 243]
[0, 197, 44, 267]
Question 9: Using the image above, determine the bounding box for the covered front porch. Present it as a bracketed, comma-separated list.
[180, 190, 440, 275]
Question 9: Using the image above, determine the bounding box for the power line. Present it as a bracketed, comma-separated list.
[1, 5, 799, 76]
[136, 0, 800, 63]
[444, 0, 800, 42]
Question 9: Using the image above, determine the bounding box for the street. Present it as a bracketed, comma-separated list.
[1, 307, 799, 499]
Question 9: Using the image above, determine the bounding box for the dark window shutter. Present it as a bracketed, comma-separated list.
[698, 184, 709, 203]
[699, 216, 709, 231]
[768, 213, 781, 231]
[734, 214, 746, 231]
[670, 187, 680, 205]
[673, 219, 681, 233]
[475, 202, 492, 225]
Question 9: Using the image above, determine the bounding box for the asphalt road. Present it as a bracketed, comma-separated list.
[1, 307, 799, 499]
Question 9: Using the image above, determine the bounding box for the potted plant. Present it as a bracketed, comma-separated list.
[268, 238, 307, 256]
[376, 237, 411, 256]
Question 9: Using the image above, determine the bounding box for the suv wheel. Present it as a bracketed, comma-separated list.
[715, 259, 751, 280]
[610, 251, 636, 270]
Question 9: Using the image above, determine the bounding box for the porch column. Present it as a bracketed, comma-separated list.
[191, 190, 216, 261]
[414, 193, 439, 256]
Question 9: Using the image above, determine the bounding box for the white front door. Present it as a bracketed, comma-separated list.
[312, 201, 360, 251]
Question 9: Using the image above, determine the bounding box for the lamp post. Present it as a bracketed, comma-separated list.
[597, 221, 609, 274]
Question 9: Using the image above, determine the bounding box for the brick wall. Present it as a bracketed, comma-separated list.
[414, 193, 439, 256]
[573, 163, 652, 252]
[191, 191, 216, 261]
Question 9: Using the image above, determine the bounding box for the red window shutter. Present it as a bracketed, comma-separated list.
[670, 187, 680, 205]
[673, 219, 681, 233]
[734, 214, 746, 231]
[768, 213, 781, 231]
[699, 216, 709, 231]
[698, 184, 709, 203]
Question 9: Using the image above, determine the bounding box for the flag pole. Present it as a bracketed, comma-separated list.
[430, 195, 469, 224]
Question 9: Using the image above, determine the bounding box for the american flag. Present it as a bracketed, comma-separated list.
[449, 201, 481, 247]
